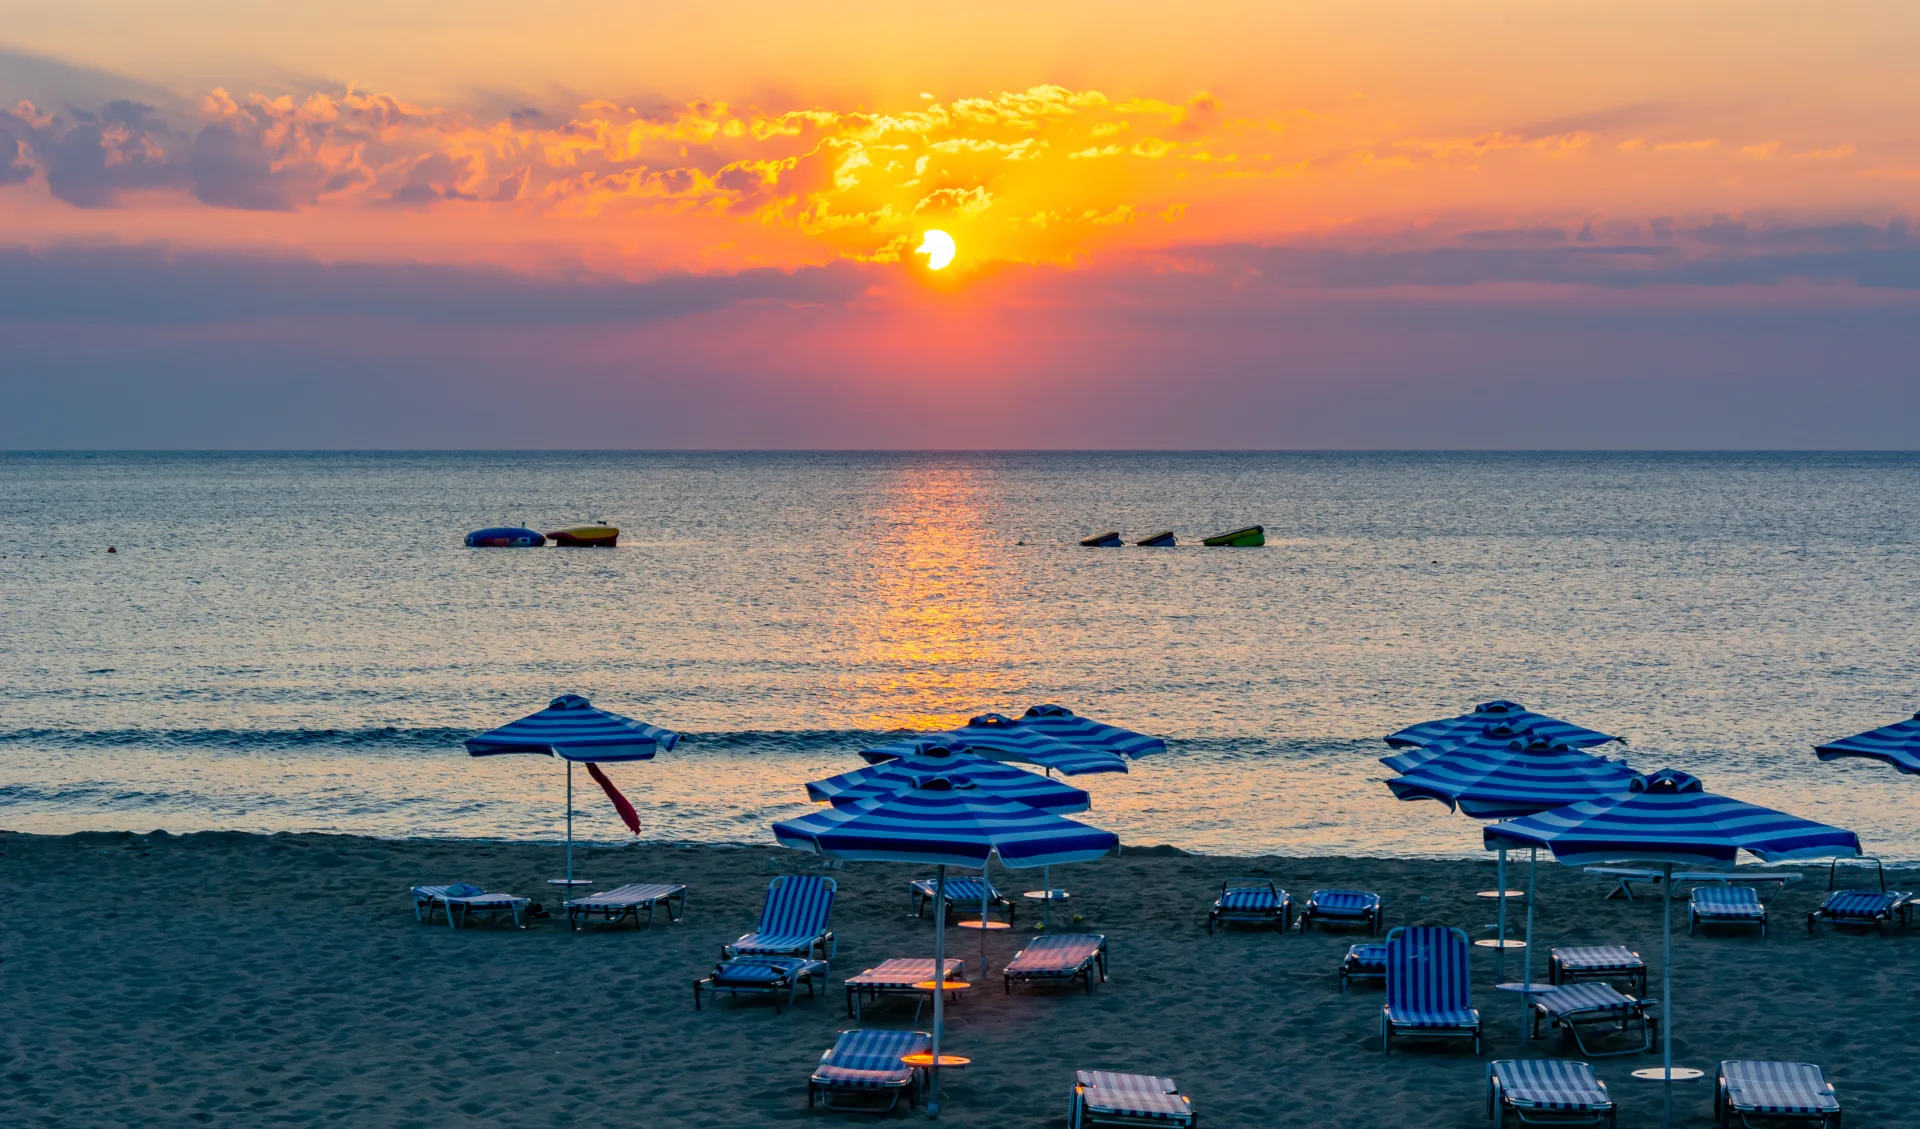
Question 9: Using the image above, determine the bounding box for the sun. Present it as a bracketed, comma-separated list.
[916, 229, 957, 271]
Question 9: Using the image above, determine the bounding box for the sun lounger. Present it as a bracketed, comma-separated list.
[565, 882, 687, 930]
[844, 958, 966, 1019]
[1382, 925, 1482, 1054]
[1299, 889, 1382, 934]
[1341, 943, 1388, 993]
[724, 874, 837, 963]
[692, 956, 830, 1013]
[1549, 946, 1648, 996]
[808, 1028, 932, 1113]
[1690, 886, 1767, 936]
[910, 875, 1015, 924]
[1208, 878, 1290, 934]
[409, 884, 529, 930]
[1715, 1061, 1841, 1129]
[1806, 888, 1913, 934]
[1069, 1071, 1195, 1129]
[1005, 933, 1108, 994]
[1487, 1059, 1616, 1127]
[1528, 983, 1658, 1057]
[1586, 867, 1802, 903]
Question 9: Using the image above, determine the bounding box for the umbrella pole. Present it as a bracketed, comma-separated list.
[566, 760, 575, 889]
[930, 864, 946, 1118]
[1663, 860, 1673, 1129]
[1495, 847, 1508, 985]
[1042, 864, 1052, 929]
[980, 857, 991, 974]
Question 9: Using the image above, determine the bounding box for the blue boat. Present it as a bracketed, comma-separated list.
[1079, 530, 1123, 547]
[465, 526, 546, 548]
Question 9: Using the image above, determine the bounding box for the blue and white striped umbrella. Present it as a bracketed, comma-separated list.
[1484, 767, 1860, 1126]
[774, 780, 1119, 868]
[862, 717, 1128, 776]
[1814, 710, 1920, 776]
[464, 694, 680, 762]
[1386, 699, 1620, 750]
[1017, 704, 1167, 759]
[807, 745, 1091, 812]
[1385, 736, 1638, 819]
[1483, 769, 1862, 867]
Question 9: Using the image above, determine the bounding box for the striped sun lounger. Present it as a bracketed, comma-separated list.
[1487, 1059, 1615, 1127]
[1715, 1061, 1841, 1129]
[1549, 946, 1648, 996]
[1806, 888, 1913, 934]
[808, 1028, 932, 1113]
[844, 958, 966, 1019]
[1341, 943, 1388, 993]
[724, 874, 837, 963]
[409, 884, 530, 930]
[1300, 889, 1383, 934]
[565, 882, 687, 930]
[1208, 878, 1290, 934]
[1382, 925, 1482, 1054]
[1069, 1071, 1195, 1129]
[1690, 887, 1767, 936]
[692, 956, 830, 1013]
[910, 876, 1016, 924]
[1005, 933, 1108, 994]
[1528, 983, 1657, 1057]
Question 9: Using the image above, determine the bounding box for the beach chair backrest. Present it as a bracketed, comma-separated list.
[941, 877, 988, 902]
[761, 874, 836, 935]
[1385, 926, 1471, 1012]
[832, 1028, 930, 1072]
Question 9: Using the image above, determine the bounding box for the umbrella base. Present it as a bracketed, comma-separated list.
[1631, 1067, 1705, 1081]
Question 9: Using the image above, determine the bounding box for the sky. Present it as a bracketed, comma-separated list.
[2, 1, 1917, 448]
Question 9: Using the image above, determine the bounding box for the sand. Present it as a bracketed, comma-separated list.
[0, 830, 1911, 1128]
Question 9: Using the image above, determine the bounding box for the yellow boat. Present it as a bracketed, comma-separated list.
[546, 523, 619, 547]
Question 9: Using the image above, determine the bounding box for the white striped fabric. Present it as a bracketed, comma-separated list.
[1814, 710, 1920, 775]
[1484, 769, 1862, 867]
[1385, 926, 1478, 1029]
[1691, 886, 1764, 918]
[845, 959, 965, 990]
[1387, 699, 1620, 750]
[813, 1029, 930, 1089]
[1020, 705, 1167, 759]
[773, 780, 1118, 869]
[1719, 1061, 1840, 1116]
[1383, 733, 1637, 818]
[1075, 1072, 1192, 1121]
[861, 727, 1128, 777]
[464, 694, 680, 762]
[1491, 1059, 1611, 1111]
[809, 747, 1091, 812]
[1815, 889, 1909, 923]
[1533, 982, 1639, 1019]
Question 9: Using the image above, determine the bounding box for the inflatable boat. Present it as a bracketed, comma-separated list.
[546, 523, 619, 547]
[1202, 525, 1265, 547]
[1135, 530, 1177, 547]
[465, 526, 546, 548]
[1079, 530, 1124, 547]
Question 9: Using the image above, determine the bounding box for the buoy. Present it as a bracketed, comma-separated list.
[107, 546, 116, 553]
[465, 527, 546, 548]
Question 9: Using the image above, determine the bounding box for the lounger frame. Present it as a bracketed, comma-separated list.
[1805, 888, 1913, 935]
[724, 874, 838, 964]
[1340, 943, 1387, 993]
[1689, 887, 1768, 936]
[1004, 934, 1109, 994]
[807, 1029, 931, 1113]
[910, 875, 1016, 925]
[1069, 1071, 1195, 1129]
[1529, 983, 1659, 1057]
[1548, 946, 1648, 997]
[1714, 1060, 1842, 1129]
[1208, 877, 1290, 935]
[566, 882, 687, 931]
[1486, 1059, 1616, 1128]
[692, 956, 829, 1013]
[844, 958, 966, 1020]
[1299, 889, 1382, 935]
[410, 885, 529, 930]
[1382, 925, 1482, 1055]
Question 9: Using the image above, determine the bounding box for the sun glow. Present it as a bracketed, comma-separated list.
[916, 230, 957, 271]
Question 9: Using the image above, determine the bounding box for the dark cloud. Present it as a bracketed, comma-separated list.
[0, 99, 183, 205]
[0, 243, 869, 326]
[188, 120, 298, 210]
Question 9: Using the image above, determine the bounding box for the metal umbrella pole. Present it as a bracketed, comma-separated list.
[1662, 861, 1673, 1128]
[929, 865, 947, 1118]
[1522, 847, 1538, 1030]
[565, 760, 575, 888]
[1495, 846, 1508, 984]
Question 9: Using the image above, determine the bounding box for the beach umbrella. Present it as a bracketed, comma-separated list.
[1485, 769, 1861, 1129]
[1016, 704, 1168, 759]
[1386, 699, 1622, 751]
[862, 719, 1129, 777]
[1814, 709, 1920, 775]
[1382, 731, 1639, 1016]
[809, 745, 1091, 813]
[464, 694, 680, 890]
[775, 780, 1117, 1119]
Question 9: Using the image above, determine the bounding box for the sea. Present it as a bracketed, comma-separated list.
[3, 451, 1917, 860]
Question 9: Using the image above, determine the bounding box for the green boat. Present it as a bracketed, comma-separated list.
[1202, 525, 1265, 547]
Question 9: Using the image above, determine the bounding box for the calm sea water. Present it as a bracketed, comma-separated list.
[2, 452, 1917, 859]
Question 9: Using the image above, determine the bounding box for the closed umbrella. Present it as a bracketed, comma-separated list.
[464, 694, 680, 890]
[1017, 704, 1167, 759]
[1814, 709, 1920, 775]
[774, 780, 1117, 1118]
[1387, 699, 1622, 751]
[1485, 769, 1861, 1129]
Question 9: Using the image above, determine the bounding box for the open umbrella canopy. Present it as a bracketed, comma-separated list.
[463, 694, 680, 762]
[1385, 736, 1638, 819]
[1814, 709, 1920, 776]
[773, 780, 1119, 868]
[861, 720, 1128, 776]
[1017, 704, 1167, 759]
[807, 744, 1091, 812]
[1386, 699, 1621, 751]
[1484, 768, 1862, 866]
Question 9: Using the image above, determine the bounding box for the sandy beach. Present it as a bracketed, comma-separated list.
[0, 830, 1910, 1128]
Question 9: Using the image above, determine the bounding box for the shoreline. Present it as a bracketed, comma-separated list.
[1, 829, 1912, 1127]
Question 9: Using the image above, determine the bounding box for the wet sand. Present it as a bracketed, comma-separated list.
[0, 830, 1910, 1127]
